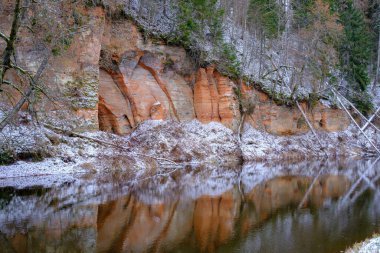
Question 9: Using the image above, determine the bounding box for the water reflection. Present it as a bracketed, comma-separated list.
[1, 159, 380, 253]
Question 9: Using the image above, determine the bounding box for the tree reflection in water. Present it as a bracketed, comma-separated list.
[0, 159, 380, 253]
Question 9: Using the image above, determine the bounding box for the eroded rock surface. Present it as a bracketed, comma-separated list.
[96, 18, 351, 136]
[0, 7, 350, 137]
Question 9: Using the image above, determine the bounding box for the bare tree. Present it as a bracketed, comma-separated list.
[0, 0, 88, 131]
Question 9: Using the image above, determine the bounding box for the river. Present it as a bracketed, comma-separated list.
[0, 158, 379, 253]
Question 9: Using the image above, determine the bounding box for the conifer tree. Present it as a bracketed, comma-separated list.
[248, 0, 283, 38]
[339, 1, 372, 91]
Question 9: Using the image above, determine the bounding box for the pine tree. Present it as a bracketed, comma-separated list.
[339, 1, 372, 91]
[292, 0, 315, 29]
[248, 0, 283, 38]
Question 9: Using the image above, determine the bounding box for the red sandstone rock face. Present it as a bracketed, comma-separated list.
[193, 67, 240, 130]
[98, 20, 195, 132]
[0, 3, 350, 135]
[150, 101, 166, 120]
[214, 72, 240, 130]
[98, 70, 133, 134]
[194, 68, 213, 123]
[0, 5, 105, 131]
[242, 86, 350, 135]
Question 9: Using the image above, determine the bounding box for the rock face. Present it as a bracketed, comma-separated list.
[0, 3, 350, 136]
[0, 5, 105, 131]
[193, 68, 240, 130]
[242, 85, 350, 135]
[98, 69, 133, 135]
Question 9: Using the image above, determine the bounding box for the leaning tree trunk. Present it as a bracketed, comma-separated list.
[373, 26, 380, 93]
[0, 55, 49, 132]
[0, 0, 22, 89]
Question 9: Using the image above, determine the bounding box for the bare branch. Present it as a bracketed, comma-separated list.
[0, 86, 33, 130]
[0, 31, 9, 43]
[0, 0, 23, 89]
[3, 80, 30, 101]
[43, 123, 180, 166]
[332, 88, 380, 155]
[10, 64, 32, 77]
[0, 54, 49, 131]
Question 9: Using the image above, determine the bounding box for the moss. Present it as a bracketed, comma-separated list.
[215, 43, 241, 80]
[163, 57, 175, 72]
[51, 47, 61, 56]
[18, 151, 46, 162]
[297, 117, 306, 129]
[308, 92, 319, 110]
[0, 149, 16, 166]
[64, 74, 98, 110]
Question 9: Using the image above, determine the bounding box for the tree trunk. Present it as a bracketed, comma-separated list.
[333, 89, 380, 155]
[0, 55, 49, 131]
[372, 26, 380, 93]
[0, 0, 22, 89]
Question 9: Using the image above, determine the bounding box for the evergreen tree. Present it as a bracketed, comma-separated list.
[339, 1, 372, 92]
[248, 0, 283, 38]
[292, 0, 315, 29]
[176, 0, 224, 48]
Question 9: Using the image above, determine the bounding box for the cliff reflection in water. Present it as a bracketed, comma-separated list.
[96, 175, 350, 253]
[1, 159, 380, 253]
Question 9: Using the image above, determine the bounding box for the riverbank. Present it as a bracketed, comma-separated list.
[0, 117, 379, 189]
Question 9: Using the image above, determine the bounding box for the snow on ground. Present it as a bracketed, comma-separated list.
[0, 119, 241, 189]
[0, 115, 378, 190]
[346, 235, 380, 253]
[127, 120, 241, 165]
[241, 123, 379, 161]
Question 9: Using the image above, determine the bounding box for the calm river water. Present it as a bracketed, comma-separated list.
[0, 159, 380, 253]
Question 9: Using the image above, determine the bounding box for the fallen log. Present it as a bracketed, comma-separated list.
[333, 88, 380, 132]
[332, 90, 380, 155]
[43, 123, 180, 165]
[295, 101, 328, 157]
[361, 107, 380, 132]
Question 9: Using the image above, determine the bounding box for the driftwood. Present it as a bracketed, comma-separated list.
[43, 123, 180, 165]
[332, 90, 380, 155]
[297, 165, 326, 209]
[333, 89, 380, 132]
[267, 56, 327, 156]
[361, 107, 380, 132]
[295, 101, 328, 157]
[339, 157, 380, 207]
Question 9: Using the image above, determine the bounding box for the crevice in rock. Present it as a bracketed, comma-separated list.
[98, 95, 129, 135]
[106, 70, 137, 128]
[138, 60, 180, 121]
[206, 67, 221, 122]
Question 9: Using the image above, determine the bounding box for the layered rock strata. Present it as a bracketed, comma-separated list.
[0, 5, 350, 136]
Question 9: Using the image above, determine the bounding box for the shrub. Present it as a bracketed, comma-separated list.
[0, 149, 16, 166]
[216, 43, 241, 79]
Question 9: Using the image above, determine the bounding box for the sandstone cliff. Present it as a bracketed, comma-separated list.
[0, 6, 351, 136]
